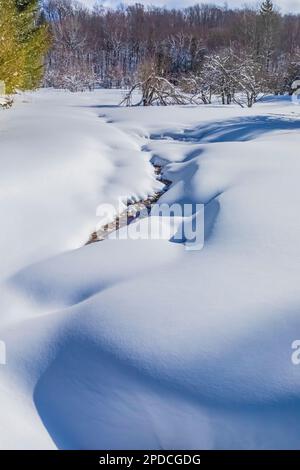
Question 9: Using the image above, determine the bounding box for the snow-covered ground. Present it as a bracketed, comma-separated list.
[1, 89, 300, 449]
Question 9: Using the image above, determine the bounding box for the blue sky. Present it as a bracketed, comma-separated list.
[81, 0, 300, 14]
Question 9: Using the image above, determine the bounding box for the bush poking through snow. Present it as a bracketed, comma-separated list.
[120, 62, 196, 107]
[121, 52, 268, 108]
[44, 63, 96, 93]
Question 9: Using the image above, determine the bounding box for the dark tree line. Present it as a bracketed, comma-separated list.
[42, 0, 300, 104]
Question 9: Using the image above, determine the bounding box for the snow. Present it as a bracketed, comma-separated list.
[292, 80, 300, 90]
[0, 89, 161, 281]
[1, 89, 300, 449]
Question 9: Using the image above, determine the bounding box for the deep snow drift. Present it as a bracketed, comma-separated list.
[1, 90, 300, 449]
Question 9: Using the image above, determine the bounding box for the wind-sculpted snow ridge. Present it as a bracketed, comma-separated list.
[1, 90, 300, 449]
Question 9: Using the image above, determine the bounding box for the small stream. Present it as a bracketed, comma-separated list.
[86, 164, 171, 245]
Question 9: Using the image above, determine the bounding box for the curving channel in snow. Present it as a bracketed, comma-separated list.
[1, 90, 300, 449]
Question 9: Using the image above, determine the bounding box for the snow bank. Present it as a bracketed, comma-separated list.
[0, 89, 160, 281]
[2, 90, 300, 449]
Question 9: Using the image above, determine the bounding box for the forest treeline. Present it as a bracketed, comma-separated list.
[1, 1, 300, 107]
[42, 0, 300, 105]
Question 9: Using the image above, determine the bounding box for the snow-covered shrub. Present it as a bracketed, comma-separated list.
[44, 62, 96, 92]
[121, 62, 193, 106]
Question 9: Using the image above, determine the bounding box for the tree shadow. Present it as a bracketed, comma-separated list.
[151, 115, 300, 143]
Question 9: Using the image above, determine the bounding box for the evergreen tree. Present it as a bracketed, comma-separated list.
[0, 0, 22, 94]
[260, 0, 274, 15]
[257, 1, 279, 72]
[17, 0, 50, 90]
[0, 0, 49, 95]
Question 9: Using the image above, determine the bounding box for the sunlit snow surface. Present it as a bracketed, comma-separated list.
[1, 89, 300, 449]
